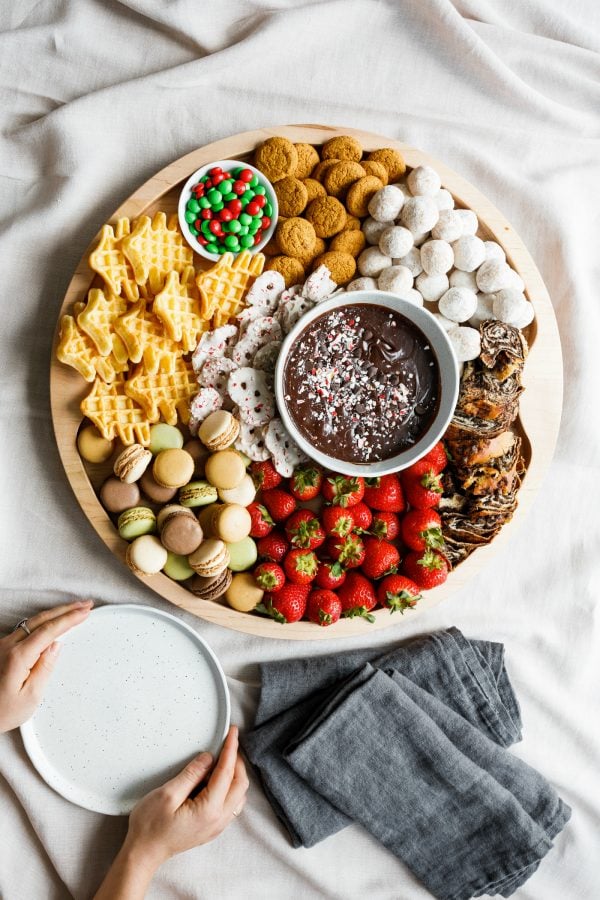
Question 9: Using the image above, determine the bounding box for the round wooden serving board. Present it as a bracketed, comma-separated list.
[50, 124, 563, 640]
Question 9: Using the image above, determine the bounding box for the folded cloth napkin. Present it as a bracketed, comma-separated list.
[242, 628, 570, 900]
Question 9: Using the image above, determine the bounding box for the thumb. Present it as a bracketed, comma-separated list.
[26, 642, 61, 699]
[163, 751, 214, 807]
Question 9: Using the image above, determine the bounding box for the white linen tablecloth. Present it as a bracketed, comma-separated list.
[1, 1, 599, 897]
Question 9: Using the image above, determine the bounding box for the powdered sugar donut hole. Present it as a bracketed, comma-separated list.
[469, 293, 496, 328]
[476, 259, 513, 293]
[378, 225, 414, 259]
[400, 196, 439, 235]
[434, 189, 454, 211]
[448, 326, 481, 362]
[492, 289, 534, 327]
[357, 246, 393, 277]
[346, 276, 378, 292]
[378, 265, 413, 294]
[455, 209, 478, 235]
[431, 209, 463, 243]
[396, 246, 423, 278]
[362, 217, 392, 245]
[420, 240, 454, 276]
[407, 165, 441, 197]
[449, 269, 477, 291]
[452, 235, 486, 272]
[438, 287, 477, 323]
[415, 272, 449, 303]
[368, 186, 404, 223]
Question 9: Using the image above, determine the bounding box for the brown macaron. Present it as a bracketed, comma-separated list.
[160, 509, 203, 556]
[183, 439, 211, 476]
[140, 468, 178, 504]
[190, 569, 233, 602]
[100, 477, 141, 514]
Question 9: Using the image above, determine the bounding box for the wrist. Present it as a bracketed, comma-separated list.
[120, 835, 167, 879]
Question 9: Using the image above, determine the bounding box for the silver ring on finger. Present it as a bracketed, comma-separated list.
[12, 619, 31, 636]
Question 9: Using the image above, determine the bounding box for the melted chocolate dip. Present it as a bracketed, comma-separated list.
[283, 303, 439, 464]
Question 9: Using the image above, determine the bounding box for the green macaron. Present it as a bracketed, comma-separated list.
[226, 536, 258, 572]
[148, 423, 184, 455]
[117, 506, 157, 541]
[162, 551, 195, 581]
[179, 480, 219, 508]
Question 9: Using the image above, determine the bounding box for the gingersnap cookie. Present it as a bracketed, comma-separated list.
[330, 229, 366, 258]
[274, 177, 308, 217]
[361, 159, 389, 185]
[305, 196, 347, 238]
[302, 178, 327, 203]
[345, 175, 384, 217]
[312, 251, 356, 286]
[293, 143, 320, 179]
[321, 135, 363, 162]
[265, 255, 305, 288]
[296, 235, 327, 270]
[312, 159, 339, 183]
[366, 147, 406, 181]
[341, 214, 361, 231]
[254, 137, 298, 183]
[262, 237, 280, 257]
[323, 161, 366, 199]
[276, 217, 316, 258]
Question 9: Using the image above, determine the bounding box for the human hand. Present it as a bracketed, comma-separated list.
[123, 725, 249, 872]
[0, 600, 94, 733]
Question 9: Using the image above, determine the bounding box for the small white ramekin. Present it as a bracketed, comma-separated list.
[274, 291, 460, 477]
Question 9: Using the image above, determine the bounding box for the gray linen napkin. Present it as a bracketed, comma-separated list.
[241, 629, 570, 899]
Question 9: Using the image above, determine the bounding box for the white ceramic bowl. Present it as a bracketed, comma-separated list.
[275, 291, 460, 477]
[178, 159, 278, 262]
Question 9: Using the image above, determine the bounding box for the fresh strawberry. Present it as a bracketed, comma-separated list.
[360, 536, 400, 580]
[338, 572, 377, 622]
[256, 530, 289, 563]
[261, 488, 297, 522]
[250, 459, 282, 491]
[247, 502, 274, 538]
[370, 510, 400, 541]
[402, 469, 443, 510]
[363, 474, 405, 512]
[307, 589, 342, 627]
[260, 584, 309, 624]
[315, 559, 346, 590]
[419, 441, 448, 474]
[253, 562, 285, 592]
[321, 475, 365, 508]
[350, 501, 372, 532]
[402, 549, 449, 589]
[401, 509, 444, 552]
[326, 533, 365, 569]
[290, 466, 323, 501]
[321, 505, 354, 538]
[283, 548, 319, 585]
[377, 574, 422, 613]
[284, 509, 325, 549]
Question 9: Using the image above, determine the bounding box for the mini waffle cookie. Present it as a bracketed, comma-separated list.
[77, 288, 128, 358]
[196, 250, 265, 327]
[57, 315, 128, 383]
[88, 218, 140, 302]
[153, 267, 210, 352]
[121, 211, 193, 295]
[125, 356, 197, 426]
[113, 299, 181, 374]
[80, 373, 151, 445]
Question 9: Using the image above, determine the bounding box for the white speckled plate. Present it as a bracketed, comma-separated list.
[20, 604, 230, 815]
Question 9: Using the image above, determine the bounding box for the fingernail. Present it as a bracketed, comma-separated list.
[47, 642, 61, 656]
[198, 751, 212, 763]
[75, 599, 94, 608]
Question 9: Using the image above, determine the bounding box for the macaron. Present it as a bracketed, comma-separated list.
[118, 507, 157, 541]
[179, 480, 218, 509]
[225, 572, 264, 612]
[204, 449, 246, 490]
[156, 504, 190, 531]
[217, 474, 256, 507]
[226, 536, 258, 572]
[197, 504, 218, 537]
[163, 551, 195, 582]
[153, 449, 195, 489]
[188, 539, 230, 578]
[77, 425, 114, 464]
[160, 509, 204, 556]
[139, 468, 178, 504]
[183, 439, 211, 477]
[190, 569, 233, 602]
[126, 534, 168, 576]
[100, 477, 141, 514]
[149, 423, 184, 455]
[198, 410, 240, 452]
[114, 444, 153, 484]
[212, 504, 252, 543]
